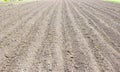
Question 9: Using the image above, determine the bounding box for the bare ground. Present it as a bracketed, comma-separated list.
[0, 0, 120, 72]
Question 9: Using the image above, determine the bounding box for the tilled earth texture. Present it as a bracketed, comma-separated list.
[0, 0, 120, 72]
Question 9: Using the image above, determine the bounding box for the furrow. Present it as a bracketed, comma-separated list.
[82, 3, 120, 34]
[69, 0, 120, 71]
[62, 0, 101, 72]
[0, 2, 54, 72]
[0, 1, 47, 33]
[25, 0, 60, 72]
[0, 1, 48, 42]
[71, 0, 120, 53]
[80, 3, 120, 52]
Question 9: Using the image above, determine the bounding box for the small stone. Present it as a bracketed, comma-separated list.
[5, 55, 9, 58]
[49, 69, 52, 71]
[71, 56, 74, 58]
